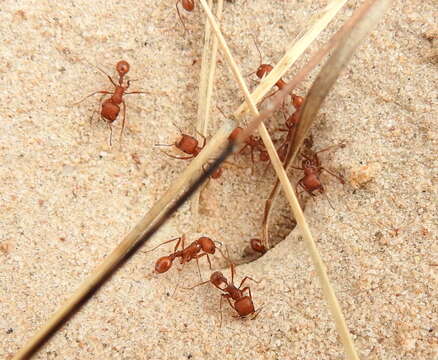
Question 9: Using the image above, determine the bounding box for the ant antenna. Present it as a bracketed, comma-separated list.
[170, 120, 185, 135]
[216, 106, 227, 119]
[250, 34, 263, 66]
[323, 192, 335, 210]
[176, 0, 188, 34]
[85, 60, 117, 87]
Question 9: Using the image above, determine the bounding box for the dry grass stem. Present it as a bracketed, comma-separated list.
[262, 0, 388, 247]
[12, 121, 235, 360]
[198, 0, 291, 250]
[192, 0, 223, 218]
[200, 0, 390, 358]
[233, 0, 348, 119]
[195, 0, 214, 134]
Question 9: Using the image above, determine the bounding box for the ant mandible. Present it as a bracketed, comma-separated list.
[188, 261, 262, 325]
[293, 145, 346, 199]
[75, 60, 147, 145]
[145, 235, 221, 280]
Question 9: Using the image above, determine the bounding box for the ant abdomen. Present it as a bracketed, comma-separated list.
[155, 256, 173, 273]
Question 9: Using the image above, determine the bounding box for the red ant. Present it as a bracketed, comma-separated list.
[249, 238, 267, 254]
[156, 126, 223, 179]
[276, 94, 305, 162]
[293, 145, 345, 201]
[251, 37, 302, 108]
[145, 235, 222, 280]
[228, 126, 268, 166]
[75, 60, 147, 145]
[188, 260, 262, 325]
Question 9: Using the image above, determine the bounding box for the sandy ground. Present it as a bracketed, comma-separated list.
[0, 0, 437, 359]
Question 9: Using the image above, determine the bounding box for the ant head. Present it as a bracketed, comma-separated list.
[210, 167, 223, 179]
[116, 61, 130, 77]
[302, 159, 312, 168]
[198, 236, 215, 254]
[256, 64, 273, 80]
[250, 238, 267, 254]
[155, 256, 173, 273]
[177, 134, 198, 154]
[210, 271, 226, 288]
[292, 94, 304, 109]
[228, 127, 243, 142]
[234, 296, 255, 317]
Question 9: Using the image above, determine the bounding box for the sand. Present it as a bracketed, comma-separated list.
[0, 0, 436, 359]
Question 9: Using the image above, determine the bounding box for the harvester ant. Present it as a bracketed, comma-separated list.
[276, 94, 305, 162]
[293, 145, 346, 199]
[144, 235, 221, 280]
[187, 261, 262, 325]
[75, 60, 147, 145]
[228, 126, 268, 165]
[156, 126, 223, 179]
[251, 37, 302, 107]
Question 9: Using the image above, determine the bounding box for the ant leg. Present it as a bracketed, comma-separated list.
[107, 121, 113, 147]
[177, 235, 185, 253]
[219, 294, 224, 327]
[194, 255, 203, 281]
[320, 167, 345, 184]
[251, 306, 264, 320]
[230, 262, 236, 284]
[182, 279, 210, 290]
[296, 179, 305, 197]
[125, 90, 151, 95]
[71, 90, 111, 106]
[171, 261, 185, 297]
[90, 94, 108, 125]
[250, 147, 255, 173]
[193, 129, 206, 150]
[315, 144, 345, 155]
[238, 276, 261, 290]
[175, 0, 188, 34]
[159, 151, 194, 160]
[206, 254, 212, 270]
[142, 236, 182, 253]
[119, 100, 127, 145]
[240, 287, 251, 299]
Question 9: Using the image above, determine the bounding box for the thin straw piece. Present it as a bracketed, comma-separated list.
[12, 121, 235, 360]
[233, 0, 347, 119]
[196, 0, 214, 134]
[196, 0, 223, 134]
[198, 0, 363, 358]
[192, 0, 224, 218]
